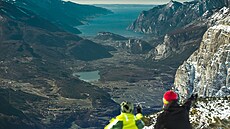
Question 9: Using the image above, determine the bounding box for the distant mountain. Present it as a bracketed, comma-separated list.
[4, 0, 112, 34]
[0, 1, 112, 61]
[128, 0, 229, 36]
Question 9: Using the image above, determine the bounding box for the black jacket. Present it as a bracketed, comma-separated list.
[154, 99, 192, 129]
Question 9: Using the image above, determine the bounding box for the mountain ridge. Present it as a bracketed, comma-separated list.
[128, 0, 229, 36]
[3, 0, 112, 34]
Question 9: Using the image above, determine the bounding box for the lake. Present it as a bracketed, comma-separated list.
[76, 4, 155, 37]
[73, 70, 100, 82]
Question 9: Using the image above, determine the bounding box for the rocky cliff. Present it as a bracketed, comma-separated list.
[144, 0, 230, 62]
[120, 39, 152, 54]
[144, 10, 230, 129]
[148, 7, 230, 61]
[174, 10, 230, 101]
[128, 0, 229, 36]
[146, 25, 206, 61]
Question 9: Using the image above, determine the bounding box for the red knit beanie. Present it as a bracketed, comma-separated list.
[163, 90, 178, 102]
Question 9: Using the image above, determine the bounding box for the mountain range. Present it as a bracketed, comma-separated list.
[128, 0, 229, 36]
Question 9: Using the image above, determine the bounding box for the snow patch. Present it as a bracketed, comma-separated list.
[210, 25, 230, 33]
[190, 98, 230, 128]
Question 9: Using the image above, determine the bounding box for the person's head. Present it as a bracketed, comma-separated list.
[120, 101, 134, 113]
[163, 90, 178, 105]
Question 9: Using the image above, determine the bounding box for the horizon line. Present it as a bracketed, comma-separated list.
[64, 0, 166, 5]
[92, 3, 158, 5]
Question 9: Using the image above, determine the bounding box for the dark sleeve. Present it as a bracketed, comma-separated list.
[154, 113, 165, 129]
[182, 99, 192, 111]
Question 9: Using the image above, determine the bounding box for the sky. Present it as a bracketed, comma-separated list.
[64, 0, 190, 5]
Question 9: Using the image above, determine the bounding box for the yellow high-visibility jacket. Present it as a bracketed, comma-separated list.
[104, 113, 144, 129]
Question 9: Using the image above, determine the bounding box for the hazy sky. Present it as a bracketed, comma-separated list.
[65, 0, 190, 5]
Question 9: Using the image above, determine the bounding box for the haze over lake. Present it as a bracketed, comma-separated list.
[77, 4, 155, 37]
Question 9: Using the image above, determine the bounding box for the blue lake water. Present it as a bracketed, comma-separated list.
[76, 4, 155, 37]
[73, 70, 100, 82]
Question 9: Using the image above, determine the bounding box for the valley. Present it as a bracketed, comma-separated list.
[68, 43, 174, 110]
[0, 0, 229, 129]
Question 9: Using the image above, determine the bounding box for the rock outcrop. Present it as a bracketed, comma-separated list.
[94, 32, 128, 41]
[120, 39, 152, 54]
[174, 11, 230, 101]
[147, 25, 206, 60]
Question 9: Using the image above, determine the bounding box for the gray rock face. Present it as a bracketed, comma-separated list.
[147, 25, 207, 60]
[174, 12, 230, 101]
[120, 39, 152, 54]
[201, 0, 230, 10]
[128, 0, 183, 35]
[148, 34, 174, 60]
[136, 0, 229, 61]
[128, 0, 229, 36]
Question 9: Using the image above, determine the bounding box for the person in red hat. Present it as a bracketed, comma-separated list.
[154, 90, 197, 129]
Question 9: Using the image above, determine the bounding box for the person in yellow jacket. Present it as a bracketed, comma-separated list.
[104, 101, 145, 129]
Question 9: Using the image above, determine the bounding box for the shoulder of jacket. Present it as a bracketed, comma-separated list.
[116, 114, 125, 121]
[157, 111, 168, 118]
